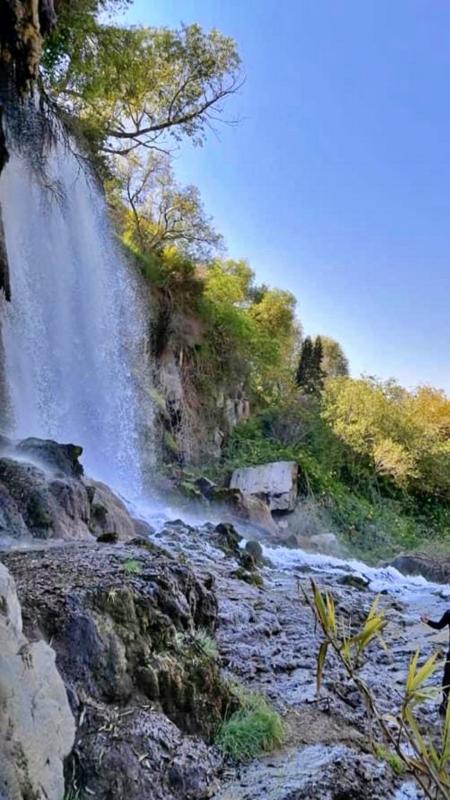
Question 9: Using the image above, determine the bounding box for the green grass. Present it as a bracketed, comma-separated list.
[123, 558, 143, 575]
[216, 689, 284, 760]
[174, 628, 219, 660]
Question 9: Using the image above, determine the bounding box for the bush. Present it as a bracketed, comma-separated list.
[216, 689, 284, 760]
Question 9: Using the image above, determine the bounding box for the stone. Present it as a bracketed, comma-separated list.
[0, 562, 75, 800]
[230, 461, 298, 512]
[85, 479, 136, 540]
[214, 522, 242, 556]
[239, 493, 279, 536]
[16, 437, 84, 477]
[194, 476, 217, 499]
[309, 532, 340, 556]
[245, 539, 264, 565]
[338, 573, 370, 590]
[389, 553, 450, 584]
[0, 457, 92, 540]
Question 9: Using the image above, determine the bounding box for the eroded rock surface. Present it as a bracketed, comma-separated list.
[1, 542, 232, 800]
[0, 562, 75, 800]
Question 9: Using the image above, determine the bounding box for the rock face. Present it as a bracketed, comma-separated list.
[2, 542, 232, 800]
[0, 562, 75, 800]
[230, 461, 298, 512]
[0, 436, 141, 542]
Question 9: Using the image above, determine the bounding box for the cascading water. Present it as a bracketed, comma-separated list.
[0, 121, 151, 495]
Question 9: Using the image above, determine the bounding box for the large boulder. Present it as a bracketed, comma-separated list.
[0, 437, 143, 543]
[0, 562, 75, 800]
[230, 461, 298, 512]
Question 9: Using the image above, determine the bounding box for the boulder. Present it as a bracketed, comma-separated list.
[238, 493, 279, 537]
[309, 532, 340, 556]
[0, 562, 75, 800]
[0, 457, 91, 540]
[389, 553, 450, 584]
[0, 439, 143, 543]
[85, 479, 136, 540]
[230, 461, 298, 512]
[16, 437, 83, 477]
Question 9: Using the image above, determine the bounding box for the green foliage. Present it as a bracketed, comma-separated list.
[216, 688, 284, 760]
[114, 152, 222, 261]
[323, 378, 450, 499]
[43, 19, 241, 156]
[216, 405, 450, 562]
[123, 558, 143, 575]
[372, 743, 407, 775]
[305, 579, 450, 799]
[319, 335, 349, 378]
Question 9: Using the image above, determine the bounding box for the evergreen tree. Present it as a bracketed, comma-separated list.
[295, 336, 313, 390]
[312, 336, 325, 393]
[295, 336, 325, 394]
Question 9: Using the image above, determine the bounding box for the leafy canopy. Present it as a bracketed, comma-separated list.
[42, 16, 242, 155]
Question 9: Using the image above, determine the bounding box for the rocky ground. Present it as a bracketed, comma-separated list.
[1, 438, 450, 799]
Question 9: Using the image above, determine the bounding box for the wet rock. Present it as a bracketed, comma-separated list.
[132, 517, 156, 538]
[2, 543, 230, 735]
[0, 481, 29, 539]
[390, 553, 450, 584]
[16, 437, 83, 477]
[195, 476, 217, 499]
[84, 479, 136, 540]
[240, 493, 279, 536]
[213, 744, 396, 800]
[0, 562, 75, 800]
[214, 522, 242, 556]
[97, 531, 119, 543]
[245, 539, 264, 565]
[0, 456, 92, 540]
[230, 461, 298, 512]
[338, 574, 370, 590]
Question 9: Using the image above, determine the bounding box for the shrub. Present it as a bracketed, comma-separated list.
[216, 689, 283, 760]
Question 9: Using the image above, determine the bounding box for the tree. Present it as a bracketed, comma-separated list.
[116, 152, 222, 260]
[319, 336, 349, 378]
[296, 336, 324, 395]
[322, 377, 450, 497]
[42, 19, 242, 156]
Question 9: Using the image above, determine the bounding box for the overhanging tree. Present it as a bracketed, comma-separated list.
[42, 18, 242, 156]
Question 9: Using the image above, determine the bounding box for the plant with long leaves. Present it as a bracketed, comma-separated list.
[302, 578, 450, 799]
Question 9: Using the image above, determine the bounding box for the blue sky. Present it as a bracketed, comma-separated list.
[123, 0, 450, 391]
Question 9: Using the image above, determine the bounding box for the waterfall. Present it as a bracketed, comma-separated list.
[0, 126, 151, 496]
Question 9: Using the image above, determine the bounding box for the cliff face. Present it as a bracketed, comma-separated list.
[0, 0, 56, 89]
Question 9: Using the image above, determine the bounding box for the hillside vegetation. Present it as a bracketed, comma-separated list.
[41, 0, 450, 560]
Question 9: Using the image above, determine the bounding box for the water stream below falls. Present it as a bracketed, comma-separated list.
[140, 511, 450, 799]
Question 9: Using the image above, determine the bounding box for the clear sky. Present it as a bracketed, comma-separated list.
[123, 0, 450, 392]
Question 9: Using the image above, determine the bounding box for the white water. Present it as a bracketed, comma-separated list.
[0, 135, 150, 494]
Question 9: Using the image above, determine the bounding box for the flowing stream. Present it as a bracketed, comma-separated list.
[0, 126, 150, 495]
